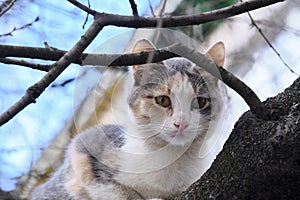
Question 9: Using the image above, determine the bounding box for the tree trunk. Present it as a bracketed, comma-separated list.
[175, 77, 300, 199]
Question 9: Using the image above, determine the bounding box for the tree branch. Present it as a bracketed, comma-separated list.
[241, 0, 299, 76]
[0, 44, 81, 64]
[0, 58, 50, 72]
[0, 0, 16, 17]
[0, 43, 267, 119]
[82, 0, 91, 29]
[147, 0, 156, 17]
[92, 0, 284, 28]
[67, 0, 96, 16]
[68, 0, 284, 28]
[129, 0, 139, 16]
[0, 17, 39, 38]
[0, 20, 104, 126]
[0, 44, 179, 67]
[0, 0, 284, 126]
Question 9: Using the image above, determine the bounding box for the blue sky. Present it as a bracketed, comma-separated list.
[0, 0, 300, 192]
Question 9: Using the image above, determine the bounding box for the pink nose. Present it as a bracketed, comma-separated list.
[174, 122, 189, 133]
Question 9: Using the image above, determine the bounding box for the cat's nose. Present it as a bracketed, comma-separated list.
[174, 122, 189, 133]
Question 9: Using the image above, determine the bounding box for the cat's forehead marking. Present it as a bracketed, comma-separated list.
[168, 72, 194, 97]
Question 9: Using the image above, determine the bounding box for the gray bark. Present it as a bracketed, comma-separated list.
[175, 77, 300, 199]
[0, 190, 19, 200]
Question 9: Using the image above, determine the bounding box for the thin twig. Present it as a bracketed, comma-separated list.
[147, 0, 156, 17]
[0, 17, 39, 38]
[82, 0, 91, 29]
[151, 0, 167, 62]
[0, 58, 51, 72]
[67, 0, 96, 15]
[0, 20, 104, 126]
[129, 0, 139, 16]
[51, 78, 75, 87]
[0, 0, 16, 17]
[241, 1, 299, 76]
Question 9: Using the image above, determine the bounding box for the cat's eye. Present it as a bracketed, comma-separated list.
[191, 97, 207, 110]
[155, 95, 171, 108]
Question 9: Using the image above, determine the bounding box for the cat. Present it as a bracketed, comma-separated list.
[31, 39, 225, 200]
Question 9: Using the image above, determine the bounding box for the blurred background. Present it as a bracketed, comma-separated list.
[0, 0, 299, 193]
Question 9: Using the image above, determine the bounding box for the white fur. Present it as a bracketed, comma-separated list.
[106, 71, 215, 198]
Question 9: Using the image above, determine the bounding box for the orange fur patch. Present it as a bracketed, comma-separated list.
[65, 146, 95, 199]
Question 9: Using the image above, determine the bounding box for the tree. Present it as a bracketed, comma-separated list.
[0, 0, 299, 199]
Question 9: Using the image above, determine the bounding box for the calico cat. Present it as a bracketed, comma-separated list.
[31, 39, 225, 200]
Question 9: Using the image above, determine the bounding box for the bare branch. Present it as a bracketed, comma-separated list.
[0, 17, 39, 38]
[82, 0, 91, 29]
[0, 58, 50, 72]
[51, 78, 75, 88]
[129, 0, 139, 16]
[67, 0, 284, 28]
[147, 0, 156, 17]
[241, 0, 299, 76]
[0, 41, 267, 121]
[218, 67, 266, 118]
[0, 20, 104, 126]
[67, 0, 96, 15]
[151, 0, 167, 61]
[93, 0, 284, 28]
[0, 0, 16, 17]
[0, 0, 284, 126]
[0, 44, 178, 66]
[0, 44, 79, 64]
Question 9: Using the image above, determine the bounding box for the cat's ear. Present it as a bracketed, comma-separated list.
[132, 39, 156, 53]
[132, 39, 156, 70]
[205, 42, 225, 67]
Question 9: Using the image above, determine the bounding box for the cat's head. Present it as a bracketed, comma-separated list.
[127, 39, 225, 146]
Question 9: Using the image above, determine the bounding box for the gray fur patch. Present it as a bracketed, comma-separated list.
[31, 166, 74, 200]
[76, 125, 125, 153]
[89, 154, 115, 181]
[163, 57, 193, 74]
[128, 83, 159, 107]
[75, 125, 125, 183]
[101, 124, 126, 148]
[133, 63, 168, 86]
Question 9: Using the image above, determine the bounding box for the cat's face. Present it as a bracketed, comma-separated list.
[127, 40, 224, 147]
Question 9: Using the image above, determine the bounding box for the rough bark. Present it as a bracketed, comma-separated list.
[175, 77, 300, 199]
[0, 190, 19, 200]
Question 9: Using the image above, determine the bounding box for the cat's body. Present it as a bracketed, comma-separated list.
[31, 39, 225, 200]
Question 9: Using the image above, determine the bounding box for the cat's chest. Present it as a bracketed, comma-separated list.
[116, 150, 203, 198]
